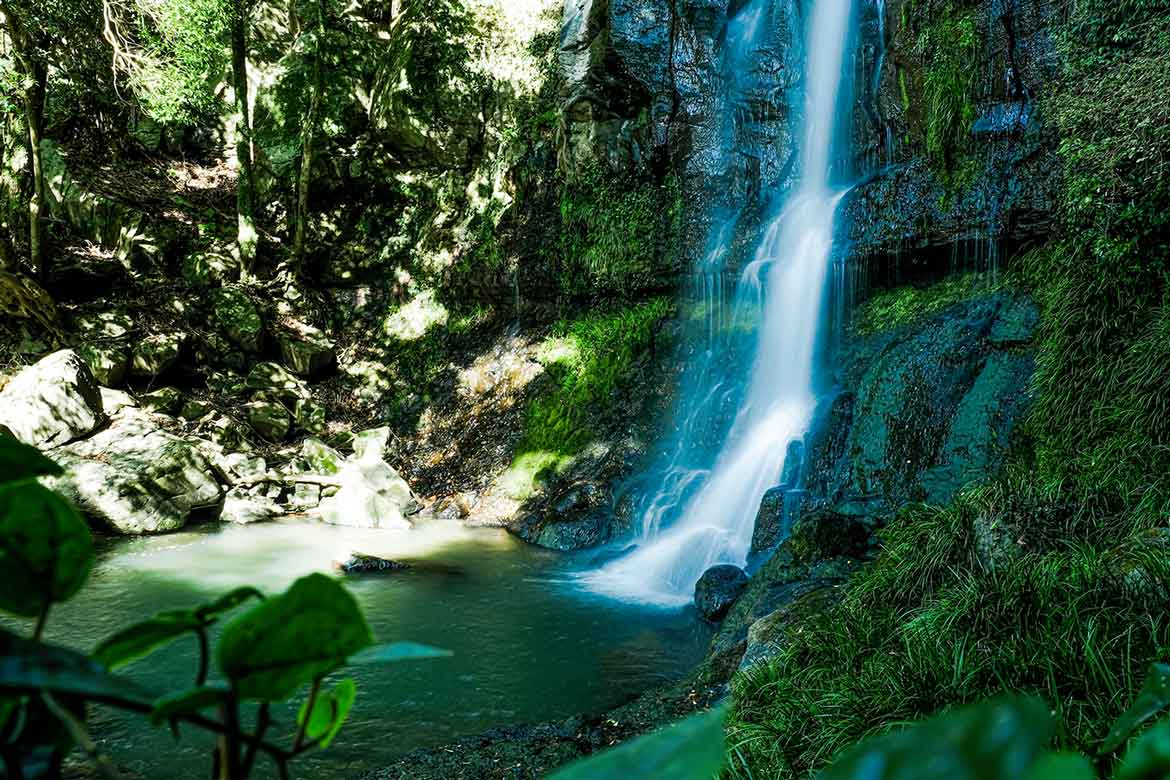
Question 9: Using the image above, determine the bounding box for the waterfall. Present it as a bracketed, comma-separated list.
[582, 0, 858, 607]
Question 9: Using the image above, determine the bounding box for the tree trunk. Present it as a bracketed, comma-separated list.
[290, 0, 325, 269]
[231, 0, 258, 276]
[25, 59, 46, 281]
[1, 4, 48, 279]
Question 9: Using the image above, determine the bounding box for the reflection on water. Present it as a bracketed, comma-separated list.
[10, 520, 710, 779]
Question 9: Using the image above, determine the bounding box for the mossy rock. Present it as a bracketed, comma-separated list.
[131, 332, 184, 378]
[245, 401, 291, 441]
[181, 250, 238, 289]
[139, 387, 183, 416]
[245, 362, 309, 404]
[276, 321, 336, 377]
[76, 341, 130, 387]
[209, 287, 264, 353]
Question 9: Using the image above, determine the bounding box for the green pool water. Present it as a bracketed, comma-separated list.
[18, 519, 711, 779]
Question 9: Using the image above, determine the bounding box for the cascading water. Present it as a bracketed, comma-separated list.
[583, 0, 857, 606]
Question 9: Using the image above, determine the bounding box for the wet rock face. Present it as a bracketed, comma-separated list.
[803, 291, 1038, 521]
[557, 0, 802, 266]
[334, 553, 411, 575]
[508, 481, 614, 551]
[846, 0, 1062, 260]
[694, 564, 749, 621]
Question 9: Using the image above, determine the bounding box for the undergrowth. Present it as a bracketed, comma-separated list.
[901, 0, 982, 193]
[728, 470, 1170, 777]
[551, 169, 683, 298]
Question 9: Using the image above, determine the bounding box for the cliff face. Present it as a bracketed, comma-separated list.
[847, 0, 1062, 272]
[557, 0, 1064, 274]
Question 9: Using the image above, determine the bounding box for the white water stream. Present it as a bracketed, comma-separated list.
[584, 0, 856, 606]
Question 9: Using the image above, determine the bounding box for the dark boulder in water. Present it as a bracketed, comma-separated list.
[334, 553, 410, 575]
[694, 565, 750, 622]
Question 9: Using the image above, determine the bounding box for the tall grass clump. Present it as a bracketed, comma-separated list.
[728, 471, 1170, 778]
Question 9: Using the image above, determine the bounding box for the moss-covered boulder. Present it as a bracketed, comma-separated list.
[131, 332, 184, 377]
[694, 565, 749, 622]
[245, 362, 309, 404]
[76, 341, 130, 386]
[44, 409, 223, 534]
[209, 286, 264, 353]
[245, 401, 290, 441]
[139, 387, 183, 416]
[181, 249, 237, 289]
[276, 320, 336, 377]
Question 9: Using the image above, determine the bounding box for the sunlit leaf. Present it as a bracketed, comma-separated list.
[1103, 664, 1170, 754]
[549, 705, 727, 780]
[819, 696, 1053, 780]
[93, 611, 204, 671]
[297, 678, 356, 749]
[150, 684, 230, 726]
[0, 482, 94, 617]
[0, 436, 62, 484]
[0, 628, 154, 709]
[348, 642, 452, 665]
[216, 574, 372, 700]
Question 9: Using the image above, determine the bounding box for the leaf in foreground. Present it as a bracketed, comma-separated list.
[1025, 753, 1096, 780]
[297, 678, 356, 749]
[549, 705, 727, 780]
[0, 628, 154, 709]
[216, 574, 372, 700]
[1116, 715, 1170, 780]
[1102, 663, 1170, 754]
[94, 611, 204, 670]
[0, 482, 94, 617]
[0, 436, 62, 484]
[818, 696, 1053, 780]
[151, 685, 230, 726]
[348, 642, 452, 665]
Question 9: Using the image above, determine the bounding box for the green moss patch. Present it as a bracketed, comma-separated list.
[500, 297, 673, 498]
[852, 273, 997, 335]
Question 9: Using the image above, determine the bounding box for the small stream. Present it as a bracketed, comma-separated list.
[18, 520, 712, 779]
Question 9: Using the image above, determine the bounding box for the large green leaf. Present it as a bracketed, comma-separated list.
[348, 642, 452, 665]
[95, 587, 266, 671]
[0, 436, 62, 485]
[1025, 753, 1096, 780]
[1103, 664, 1170, 754]
[216, 574, 372, 700]
[150, 685, 230, 726]
[549, 705, 727, 780]
[93, 611, 204, 671]
[1117, 716, 1170, 780]
[0, 628, 154, 709]
[0, 482, 94, 617]
[194, 586, 264, 622]
[297, 678, 356, 749]
[818, 696, 1054, 780]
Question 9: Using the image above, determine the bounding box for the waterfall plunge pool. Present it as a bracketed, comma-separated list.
[14, 520, 712, 779]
